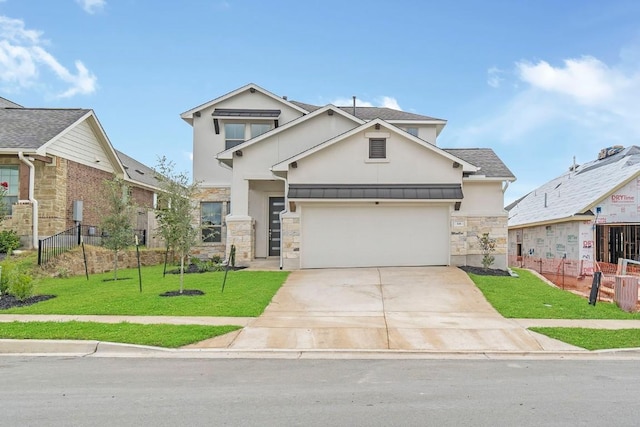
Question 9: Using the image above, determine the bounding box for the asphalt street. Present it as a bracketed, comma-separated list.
[1, 356, 639, 426]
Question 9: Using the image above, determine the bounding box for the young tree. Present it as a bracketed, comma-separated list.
[101, 177, 136, 280]
[154, 157, 202, 293]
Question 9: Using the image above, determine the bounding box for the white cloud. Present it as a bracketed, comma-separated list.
[75, 0, 106, 14]
[516, 56, 626, 105]
[487, 67, 504, 88]
[0, 15, 97, 97]
[330, 96, 402, 110]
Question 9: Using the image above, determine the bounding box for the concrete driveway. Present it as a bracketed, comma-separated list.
[208, 267, 574, 352]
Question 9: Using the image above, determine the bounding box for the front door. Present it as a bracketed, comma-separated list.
[268, 197, 285, 256]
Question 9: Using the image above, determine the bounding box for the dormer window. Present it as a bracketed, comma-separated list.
[369, 138, 386, 159]
[224, 123, 245, 149]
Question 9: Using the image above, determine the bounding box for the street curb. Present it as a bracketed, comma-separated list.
[2, 339, 640, 360]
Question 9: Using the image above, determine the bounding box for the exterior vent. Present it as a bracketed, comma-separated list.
[369, 138, 386, 159]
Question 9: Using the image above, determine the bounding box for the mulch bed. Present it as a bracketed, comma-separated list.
[159, 289, 205, 297]
[0, 294, 56, 310]
[458, 266, 511, 276]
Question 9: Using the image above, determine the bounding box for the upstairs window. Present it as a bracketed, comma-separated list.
[369, 138, 386, 159]
[224, 123, 245, 150]
[250, 123, 271, 138]
[0, 165, 18, 215]
[405, 127, 419, 137]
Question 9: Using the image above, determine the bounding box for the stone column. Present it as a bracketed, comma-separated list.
[225, 215, 254, 264]
[281, 213, 300, 270]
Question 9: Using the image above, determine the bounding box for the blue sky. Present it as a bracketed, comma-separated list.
[2, 0, 640, 203]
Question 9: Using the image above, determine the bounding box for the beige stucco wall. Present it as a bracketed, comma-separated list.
[190, 90, 305, 186]
[287, 126, 462, 185]
[229, 113, 358, 216]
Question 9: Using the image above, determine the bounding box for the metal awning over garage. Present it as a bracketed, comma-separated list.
[288, 183, 463, 200]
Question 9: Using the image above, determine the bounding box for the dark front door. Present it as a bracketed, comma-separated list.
[268, 197, 285, 256]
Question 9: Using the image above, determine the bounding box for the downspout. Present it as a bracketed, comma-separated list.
[502, 180, 510, 193]
[18, 152, 38, 249]
[272, 173, 288, 270]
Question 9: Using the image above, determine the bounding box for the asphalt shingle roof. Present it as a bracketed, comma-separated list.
[443, 148, 515, 179]
[115, 150, 162, 189]
[0, 97, 22, 108]
[0, 108, 90, 150]
[289, 100, 442, 121]
[508, 146, 640, 227]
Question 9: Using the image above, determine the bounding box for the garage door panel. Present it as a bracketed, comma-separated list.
[301, 204, 449, 268]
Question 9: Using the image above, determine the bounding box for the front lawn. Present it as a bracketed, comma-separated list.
[470, 268, 640, 319]
[2, 264, 289, 317]
[0, 321, 241, 348]
[530, 327, 640, 351]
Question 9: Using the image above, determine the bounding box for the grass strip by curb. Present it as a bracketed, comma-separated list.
[0, 321, 242, 348]
[530, 327, 640, 351]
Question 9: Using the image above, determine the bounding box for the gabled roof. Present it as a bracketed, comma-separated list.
[508, 146, 640, 227]
[289, 100, 444, 122]
[180, 83, 309, 124]
[116, 150, 162, 190]
[0, 97, 23, 108]
[217, 104, 365, 162]
[443, 148, 515, 179]
[0, 107, 91, 151]
[271, 118, 478, 173]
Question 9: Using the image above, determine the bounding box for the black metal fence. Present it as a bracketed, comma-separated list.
[37, 225, 146, 266]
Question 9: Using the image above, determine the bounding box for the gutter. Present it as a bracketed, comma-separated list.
[272, 173, 288, 271]
[18, 152, 39, 249]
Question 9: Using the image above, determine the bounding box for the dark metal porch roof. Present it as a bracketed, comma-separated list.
[288, 184, 463, 200]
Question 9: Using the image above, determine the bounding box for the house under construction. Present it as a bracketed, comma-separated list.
[507, 146, 640, 276]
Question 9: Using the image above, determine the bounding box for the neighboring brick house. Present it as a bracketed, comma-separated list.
[181, 83, 515, 269]
[0, 96, 162, 248]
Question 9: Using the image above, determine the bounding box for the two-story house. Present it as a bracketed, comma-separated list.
[181, 84, 515, 269]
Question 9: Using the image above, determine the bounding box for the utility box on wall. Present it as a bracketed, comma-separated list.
[72, 200, 83, 222]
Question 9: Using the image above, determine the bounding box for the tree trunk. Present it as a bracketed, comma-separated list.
[179, 253, 185, 294]
[114, 250, 118, 281]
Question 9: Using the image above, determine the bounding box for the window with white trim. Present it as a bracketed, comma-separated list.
[224, 123, 245, 150]
[369, 138, 386, 159]
[0, 165, 18, 215]
[250, 123, 271, 138]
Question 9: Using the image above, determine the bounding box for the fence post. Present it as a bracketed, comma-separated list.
[77, 223, 82, 245]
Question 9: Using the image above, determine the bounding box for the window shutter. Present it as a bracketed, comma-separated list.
[369, 138, 386, 159]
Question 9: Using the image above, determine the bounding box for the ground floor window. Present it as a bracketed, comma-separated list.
[0, 165, 18, 215]
[201, 202, 223, 243]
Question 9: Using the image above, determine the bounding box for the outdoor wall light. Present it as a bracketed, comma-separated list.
[234, 150, 243, 157]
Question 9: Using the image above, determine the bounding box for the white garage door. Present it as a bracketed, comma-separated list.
[300, 203, 450, 268]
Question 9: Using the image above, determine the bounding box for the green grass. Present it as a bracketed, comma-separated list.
[3, 264, 289, 316]
[0, 321, 241, 348]
[470, 268, 640, 319]
[530, 327, 640, 350]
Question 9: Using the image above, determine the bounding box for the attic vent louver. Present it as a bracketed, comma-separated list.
[135, 169, 144, 175]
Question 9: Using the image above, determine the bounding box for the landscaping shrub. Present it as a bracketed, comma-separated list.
[0, 230, 21, 254]
[8, 273, 34, 301]
[0, 260, 15, 295]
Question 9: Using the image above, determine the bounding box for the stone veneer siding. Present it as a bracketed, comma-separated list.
[225, 216, 254, 264]
[190, 186, 230, 260]
[42, 246, 174, 276]
[450, 214, 508, 270]
[281, 213, 300, 269]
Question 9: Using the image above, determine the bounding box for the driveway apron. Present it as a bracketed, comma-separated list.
[212, 267, 568, 351]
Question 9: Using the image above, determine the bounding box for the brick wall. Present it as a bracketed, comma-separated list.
[65, 160, 115, 228]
